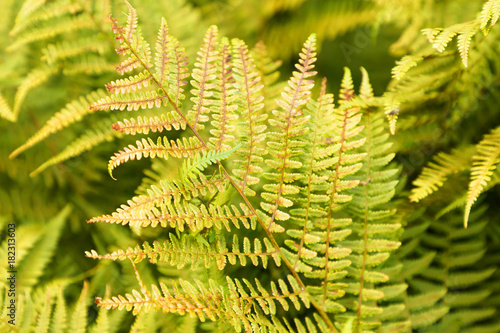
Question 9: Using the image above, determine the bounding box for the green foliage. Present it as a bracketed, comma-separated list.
[2, 0, 500, 332]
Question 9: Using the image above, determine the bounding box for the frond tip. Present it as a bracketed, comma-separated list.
[464, 126, 500, 227]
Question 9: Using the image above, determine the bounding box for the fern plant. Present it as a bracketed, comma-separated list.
[75, 2, 413, 332]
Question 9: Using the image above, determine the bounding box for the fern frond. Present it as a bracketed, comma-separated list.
[231, 38, 268, 196]
[480, 0, 500, 30]
[30, 119, 121, 177]
[41, 35, 108, 65]
[89, 90, 168, 111]
[10, 89, 108, 159]
[86, 233, 280, 270]
[457, 22, 480, 68]
[87, 175, 227, 225]
[8, 14, 94, 51]
[110, 1, 152, 74]
[68, 281, 89, 333]
[187, 25, 219, 130]
[391, 55, 423, 80]
[12, 66, 55, 118]
[88, 200, 255, 232]
[111, 112, 187, 135]
[464, 126, 500, 227]
[9, 0, 82, 37]
[16, 205, 71, 289]
[105, 70, 153, 94]
[11, 0, 47, 32]
[107, 136, 204, 179]
[340, 79, 402, 330]
[207, 37, 238, 151]
[179, 144, 240, 181]
[0, 93, 15, 122]
[410, 147, 474, 202]
[52, 285, 67, 333]
[260, 33, 317, 233]
[250, 41, 282, 113]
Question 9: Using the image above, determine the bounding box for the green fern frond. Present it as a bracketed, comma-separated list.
[10, 89, 109, 159]
[480, 0, 500, 31]
[30, 119, 122, 177]
[111, 112, 187, 135]
[68, 281, 89, 333]
[410, 147, 475, 202]
[391, 55, 423, 80]
[0, 93, 15, 122]
[52, 286, 67, 333]
[8, 14, 95, 51]
[107, 136, 204, 180]
[231, 38, 268, 196]
[179, 144, 240, 181]
[41, 34, 108, 65]
[16, 205, 71, 289]
[13, 66, 55, 118]
[457, 22, 480, 68]
[260, 33, 317, 233]
[9, 0, 82, 37]
[464, 126, 500, 227]
[86, 233, 280, 271]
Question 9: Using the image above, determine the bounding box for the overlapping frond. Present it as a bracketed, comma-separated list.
[464, 126, 500, 227]
[480, 0, 500, 31]
[12, 66, 55, 117]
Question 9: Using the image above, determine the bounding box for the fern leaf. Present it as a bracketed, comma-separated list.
[179, 144, 240, 181]
[68, 281, 89, 333]
[391, 55, 423, 80]
[12, 66, 55, 118]
[30, 119, 122, 177]
[88, 200, 254, 232]
[0, 93, 15, 122]
[10, 0, 82, 37]
[87, 174, 227, 225]
[110, 1, 152, 74]
[154, 17, 171, 86]
[231, 38, 268, 196]
[410, 147, 474, 202]
[457, 22, 480, 68]
[105, 70, 153, 94]
[17, 205, 71, 289]
[261, 33, 317, 233]
[10, 89, 109, 159]
[112, 112, 187, 135]
[51, 286, 67, 333]
[108, 136, 204, 180]
[41, 34, 108, 65]
[35, 287, 55, 333]
[480, 0, 500, 30]
[187, 25, 219, 130]
[12, 0, 47, 32]
[207, 37, 238, 151]
[465, 126, 500, 227]
[8, 14, 94, 51]
[86, 233, 280, 270]
[89, 90, 168, 111]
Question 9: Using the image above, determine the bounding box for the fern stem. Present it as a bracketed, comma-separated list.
[113, 18, 337, 332]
